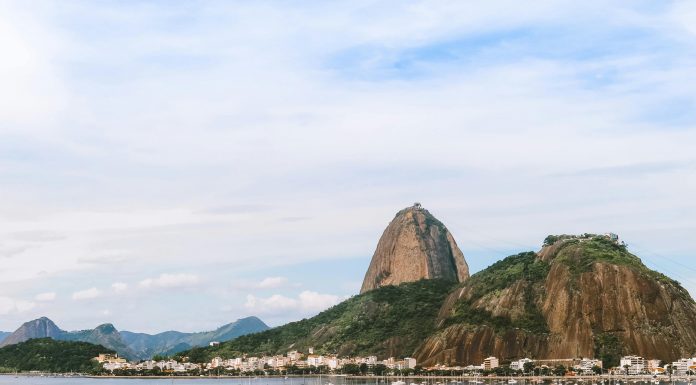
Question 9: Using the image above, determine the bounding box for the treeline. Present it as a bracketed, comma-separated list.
[0, 338, 109, 373]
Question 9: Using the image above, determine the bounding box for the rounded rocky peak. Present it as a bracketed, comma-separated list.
[360, 204, 469, 294]
[95, 323, 118, 333]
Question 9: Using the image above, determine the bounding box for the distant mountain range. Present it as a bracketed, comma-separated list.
[0, 316, 268, 360]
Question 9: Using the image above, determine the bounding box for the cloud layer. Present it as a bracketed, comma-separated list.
[0, 1, 695, 332]
[244, 291, 343, 319]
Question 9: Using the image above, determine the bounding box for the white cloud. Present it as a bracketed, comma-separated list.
[72, 287, 101, 300]
[139, 273, 200, 289]
[298, 291, 343, 312]
[0, 244, 30, 259]
[256, 276, 289, 289]
[0, 297, 36, 315]
[111, 282, 128, 293]
[231, 276, 302, 291]
[35, 292, 56, 302]
[0, 2, 67, 128]
[244, 290, 342, 316]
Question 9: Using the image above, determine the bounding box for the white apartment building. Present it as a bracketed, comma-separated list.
[307, 355, 324, 367]
[671, 358, 696, 375]
[211, 357, 224, 368]
[326, 357, 339, 370]
[620, 356, 646, 375]
[510, 358, 534, 371]
[575, 358, 602, 374]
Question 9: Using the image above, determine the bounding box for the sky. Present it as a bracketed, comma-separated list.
[1, 0, 696, 334]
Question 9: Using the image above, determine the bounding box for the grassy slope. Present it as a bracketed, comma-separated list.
[179, 279, 455, 363]
[0, 338, 111, 373]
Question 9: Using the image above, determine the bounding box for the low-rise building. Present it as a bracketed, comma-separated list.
[510, 358, 533, 371]
[620, 356, 646, 375]
[95, 353, 126, 364]
[575, 358, 602, 374]
[483, 357, 499, 371]
[671, 358, 696, 375]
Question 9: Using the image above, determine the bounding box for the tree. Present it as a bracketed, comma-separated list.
[624, 364, 630, 376]
[523, 362, 534, 374]
[343, 363, 360, 375]
[359, 363, 368, 375]
[372, 364, 388, 376]
[592, 365, 602, 375]
[553, 365, 566, 376]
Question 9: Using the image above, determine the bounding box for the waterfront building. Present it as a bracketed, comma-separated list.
[510, 358, 533, 371]
[483, 357, 499, 371]
[671, 358, 696, 375]
[620, 356, 646, 375]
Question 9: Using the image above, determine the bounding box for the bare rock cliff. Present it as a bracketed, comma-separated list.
[360, 204, 469, 294]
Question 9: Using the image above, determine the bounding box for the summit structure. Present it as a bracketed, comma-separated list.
[360, 203, 469, 294]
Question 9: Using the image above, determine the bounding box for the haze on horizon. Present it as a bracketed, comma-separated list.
[1, 1, 695, 334]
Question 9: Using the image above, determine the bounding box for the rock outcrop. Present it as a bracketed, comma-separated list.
[416, 235, 696, 365]
[0, 317, 63, 347]
[360, 203, 469, 294]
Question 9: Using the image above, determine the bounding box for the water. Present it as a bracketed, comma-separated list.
[0, 378, 691, 385]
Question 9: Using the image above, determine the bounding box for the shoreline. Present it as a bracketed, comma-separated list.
[3, 373, 694, 381]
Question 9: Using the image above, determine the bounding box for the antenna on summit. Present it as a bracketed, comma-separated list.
[413, 202, 422, 210]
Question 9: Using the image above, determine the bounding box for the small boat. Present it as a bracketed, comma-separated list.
[392, 381, 406, 385]
[509, 380, 518, 385]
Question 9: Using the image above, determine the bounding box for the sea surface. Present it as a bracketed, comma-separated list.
[0, 377, 692, 385]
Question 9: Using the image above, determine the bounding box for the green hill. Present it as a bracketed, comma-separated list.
[416, 234, 696, 366]
[0, 338, 111, 373]
[178, 279, 455, 363]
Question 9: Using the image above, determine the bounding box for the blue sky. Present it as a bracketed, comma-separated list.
[1, 1, 696, 333]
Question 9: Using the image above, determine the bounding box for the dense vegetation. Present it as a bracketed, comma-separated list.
[177, 279, 456, 362]
[594, 332, 623, 369]
[550, 235, 690, 300]
[442, 252, 550, 334]
[0, 338, 110, 373]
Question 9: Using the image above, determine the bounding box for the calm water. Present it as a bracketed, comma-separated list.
[0, 378, 692, 385]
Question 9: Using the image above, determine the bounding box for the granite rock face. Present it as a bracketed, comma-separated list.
[360, 204, 469, 294]
[415, 236, 696, 365]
